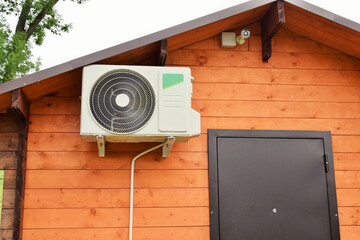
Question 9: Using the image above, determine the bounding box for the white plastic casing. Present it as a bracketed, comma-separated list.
[80, 65, 200, 142]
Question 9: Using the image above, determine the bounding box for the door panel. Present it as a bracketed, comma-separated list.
[218, 138, 330, 240]
[208, 130, 340, 240]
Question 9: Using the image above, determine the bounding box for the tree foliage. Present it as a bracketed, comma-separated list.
[0, 0, 87, 83]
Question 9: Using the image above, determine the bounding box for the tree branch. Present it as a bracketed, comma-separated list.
[15, 0, 32, 33]
[25, 0, 59, 40]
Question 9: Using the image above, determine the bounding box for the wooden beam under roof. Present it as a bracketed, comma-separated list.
[157, 39, 168, 66]
[261, 0, 285, 62]
[11, 89, 29, 120]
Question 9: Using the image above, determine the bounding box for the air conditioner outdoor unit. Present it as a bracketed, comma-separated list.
[80, 65, 201, 145]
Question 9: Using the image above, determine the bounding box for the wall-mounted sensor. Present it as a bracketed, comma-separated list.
[221, 32, 237, 48]
[236, 29, 251, 45]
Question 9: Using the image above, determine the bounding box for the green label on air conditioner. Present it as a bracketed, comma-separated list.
[162, 74, 184, 89]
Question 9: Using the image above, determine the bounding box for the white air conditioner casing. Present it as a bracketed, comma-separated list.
[80, 65, 200, 143]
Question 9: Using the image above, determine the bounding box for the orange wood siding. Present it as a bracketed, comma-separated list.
[23, 23, 360, 240]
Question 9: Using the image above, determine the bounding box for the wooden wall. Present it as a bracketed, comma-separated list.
[22, 22, 360, 239]
[0, 110, 27, 240]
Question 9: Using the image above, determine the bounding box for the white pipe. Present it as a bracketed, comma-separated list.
[129, 143, 165, 240]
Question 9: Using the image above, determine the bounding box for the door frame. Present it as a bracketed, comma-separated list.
[208, 129, 340, 240]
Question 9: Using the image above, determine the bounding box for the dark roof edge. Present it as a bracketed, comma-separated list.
[1, 0, 359, 95]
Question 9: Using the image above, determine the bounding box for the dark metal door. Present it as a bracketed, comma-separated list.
[208, 130, 340, 240]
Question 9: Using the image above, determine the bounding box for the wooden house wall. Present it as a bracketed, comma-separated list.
[22, 22, 360, 239]
[0, 111, 26, 240]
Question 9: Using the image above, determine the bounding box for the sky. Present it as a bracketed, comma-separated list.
[16, 0, 360, 70]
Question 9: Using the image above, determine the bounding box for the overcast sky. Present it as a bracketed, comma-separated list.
[25, 0, 360, 70]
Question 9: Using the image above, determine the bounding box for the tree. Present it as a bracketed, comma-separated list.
[0, 0, 87, 83]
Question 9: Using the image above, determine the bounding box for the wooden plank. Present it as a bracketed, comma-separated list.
[284, 2, 360, 58]
[185, 35, 338, 54]
[2, 189, 15, 209]
[21, 68, 82, 101]
[18, 207, 360, 229]
[97, 42, 160, 66]
[22, 226, 210, 240]
[340, 226, 360, 240]
[332, 136, 360, 153]
[23, 169, 360, 189]
[192, 100, 360, 119]
[185, 33, 250, 52]
[52, 80, 82, 97]
[0, 133, 18, 151]
[26, 151, 208, 170]
[0, 93, 12, 114]
[3, 170, 16, 189]
[24, 188, 208, 208]
[251, 36, 339, 54]
[23, 207, 209, 228]
[193, 83, 360, 103]
[247, 21, 296, 36]
[334, 153, 360, 171]
[30, 74, 360, 120]
[179, 21, 306, 49]
[25, 133, 360, 153]
[167, 5, 270, 52]
[29, 114, 80, 133]
[30, 97, 80, 115]
[11, 89, 29, 120]
[28, 132, 97, 152]
[27, 133, 206, 152]
[167, 49, 360, 70]
[25, 170, 208, 189]
[0, 152, 17, 170]
[0, 209, 14, 230]
[0, 113, 20, 133]
[201, 117, 360, 136]
[261, 1, 285, 61]
[190, 67, 360, 86]
[28, 114, 360, 136]
[337, 189, 360, 207]
[339, 207, 360, 226]
[335, 171, 360, 189]
[0, 230, 12, 240]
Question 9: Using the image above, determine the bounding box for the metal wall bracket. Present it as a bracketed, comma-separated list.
[96, 135, 105, 157]
[162, 136, 175, 158]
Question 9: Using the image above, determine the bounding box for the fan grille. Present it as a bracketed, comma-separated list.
[89, 69, 156, 134]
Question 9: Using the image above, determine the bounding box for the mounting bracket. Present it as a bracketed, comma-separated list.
[96, 135, 105, 157]
[96, 135, 175, 158]
[162, 136, 175, 157]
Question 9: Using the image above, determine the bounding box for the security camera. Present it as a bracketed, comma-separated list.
[241, 29, 251, 38]
[236, 29, 251, 45]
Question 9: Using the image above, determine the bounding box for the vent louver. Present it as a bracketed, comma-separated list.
[89, 69, 156, 134]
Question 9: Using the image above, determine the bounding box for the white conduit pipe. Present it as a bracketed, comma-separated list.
[129, 143, 165, 240]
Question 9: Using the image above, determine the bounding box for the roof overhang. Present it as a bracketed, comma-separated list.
[0, 0, 359, 111]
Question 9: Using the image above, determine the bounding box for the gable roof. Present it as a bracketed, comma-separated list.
[0, 0, 359, 111]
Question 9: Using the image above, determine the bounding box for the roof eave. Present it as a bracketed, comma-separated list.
[0, 0, 274, 95]
[0, 0, 359, 95]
